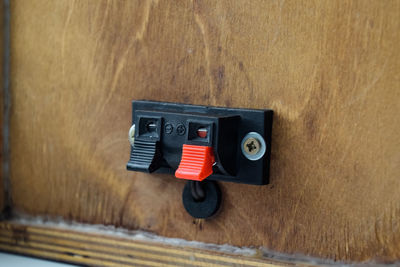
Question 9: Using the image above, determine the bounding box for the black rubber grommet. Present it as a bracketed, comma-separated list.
[182, 180, 222, 219]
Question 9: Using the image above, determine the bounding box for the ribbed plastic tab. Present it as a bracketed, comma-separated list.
[127, 140, 162, 173]
[175, 145, 215, 181]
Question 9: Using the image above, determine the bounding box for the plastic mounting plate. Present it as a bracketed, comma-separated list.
[131, 100, 273, 185]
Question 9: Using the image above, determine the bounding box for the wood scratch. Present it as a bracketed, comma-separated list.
[346, 60, 387, 107]
[193, 1, 215, 106]
[277, 177, 311, 249]
[269, 0, 285, 48]
[85, 1, 111, 98]
[92, 1, 111, 58]
[61, 0, 75, 81]
[102, 0, 156, 110]
[270, 62, 319, 121]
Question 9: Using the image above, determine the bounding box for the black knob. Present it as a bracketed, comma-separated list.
[182, 180, 222, 219]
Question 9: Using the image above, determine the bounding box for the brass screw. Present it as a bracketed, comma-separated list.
[243, 137, 261, 155]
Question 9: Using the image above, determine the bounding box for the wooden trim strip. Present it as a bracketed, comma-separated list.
[19, 226, 252, 265]
[0, 235, 176, 267]
[0, 243, 132, 267]
[0, 233, 221, 267]
[0, 221, 294, 267]
[20, 225, 271, 266]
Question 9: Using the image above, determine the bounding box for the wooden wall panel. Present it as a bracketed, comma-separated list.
[9, 0, 400, 263]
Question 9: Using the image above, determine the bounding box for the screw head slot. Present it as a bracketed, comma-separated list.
[243, 137, 260, 155]
[241, 132, 266, 161]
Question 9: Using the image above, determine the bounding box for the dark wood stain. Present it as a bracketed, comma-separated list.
[11, 225, 29, 243]
[213, 65, 225, 94]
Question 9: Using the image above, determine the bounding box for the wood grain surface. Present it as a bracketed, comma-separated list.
[8, 0, 400, 263]
[0, 221, 292, 267]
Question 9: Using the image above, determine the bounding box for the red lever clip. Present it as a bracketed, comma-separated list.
[175, 145, 215, 181]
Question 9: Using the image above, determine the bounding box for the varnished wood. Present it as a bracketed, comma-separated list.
[8, 0, 400, 263]
[0, 221, 291, 267]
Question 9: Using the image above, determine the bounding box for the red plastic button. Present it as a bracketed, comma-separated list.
[175, 145, 215, 181]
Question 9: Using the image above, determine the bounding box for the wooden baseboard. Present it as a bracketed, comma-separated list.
[0, 221, 302, 267]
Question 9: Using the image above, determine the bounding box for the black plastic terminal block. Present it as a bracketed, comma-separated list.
[126, 100, 273, 219]
[127, 100, 273, 185]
